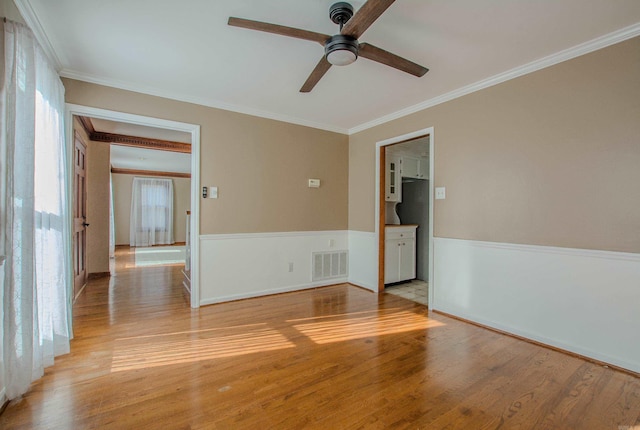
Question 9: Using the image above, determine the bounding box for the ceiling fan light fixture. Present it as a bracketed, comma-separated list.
[325, 34, 358, 66]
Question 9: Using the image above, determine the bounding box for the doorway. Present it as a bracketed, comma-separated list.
[375, 128, 434, 307]
[65, 104, 201, 308]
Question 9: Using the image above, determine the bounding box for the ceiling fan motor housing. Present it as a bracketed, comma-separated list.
[329, 2, 354, 26]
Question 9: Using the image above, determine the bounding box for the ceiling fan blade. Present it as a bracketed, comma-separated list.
[358, 43, 428, 77]
[300, 57, 332, 93]
[228, 17, 330, 46]
[341, 0, 396, 39]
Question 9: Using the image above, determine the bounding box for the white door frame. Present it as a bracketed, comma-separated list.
[375, 127, 435, 306]
[65, 104, 201, 309]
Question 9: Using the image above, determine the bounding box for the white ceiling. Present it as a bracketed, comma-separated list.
[22, 0, 640, 133]
[110, 145, 191, 174]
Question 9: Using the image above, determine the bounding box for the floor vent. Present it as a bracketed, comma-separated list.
[312, 250, 348, 282]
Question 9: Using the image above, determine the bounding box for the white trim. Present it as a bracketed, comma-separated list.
[12, 0, 65, 70]
[64, 104, 202, 308]
[14, 0, 639, 137]
[199, 278, 348, 306]
[349, 23, 640, 134]
[347, 230, 376, 238]
[439, 237, 640, 262]
[200, 230, 348, 241]
[375, 127, 435, 304]
[59, 69, 349, 135]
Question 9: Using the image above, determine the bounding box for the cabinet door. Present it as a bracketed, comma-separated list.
[385, 156, 400, 202]
[384, 238, 401, 283]
[418, 157, 429, 179]
[402, 156, 420, 178]
[398, 238, 416, 281]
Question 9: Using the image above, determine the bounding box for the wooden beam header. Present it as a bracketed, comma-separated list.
[93, 132, 191, 153]
[76, 115, 191, 153]
[110, 167, 191, 179]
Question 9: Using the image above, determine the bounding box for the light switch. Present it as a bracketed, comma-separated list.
[209, 186, 218, 199]
[308, 179, 320, 188]
[435, 187, 446, 200]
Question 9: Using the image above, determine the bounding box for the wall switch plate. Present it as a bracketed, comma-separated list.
[209, 186, 218, 199]
[308, 179, 320, 188]
[435, 187, 446, 200]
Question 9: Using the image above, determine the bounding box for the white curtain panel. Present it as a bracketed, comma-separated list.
[1, 20, 72, 400]
[130, 177, 175, 246]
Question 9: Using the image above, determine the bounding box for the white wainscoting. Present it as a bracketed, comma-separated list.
[199, 231, 348, 305]
[433, 237, 640, 373]
[347, 230, 378, 292]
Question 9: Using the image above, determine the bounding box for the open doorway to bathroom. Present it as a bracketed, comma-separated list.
[378, 131, 433, 307]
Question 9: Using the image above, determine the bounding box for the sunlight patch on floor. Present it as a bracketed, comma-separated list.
[293, 310, 445, 344]
[110, 309, 444, 372]
[111, 326, 295, 372]
[133, 245, 186, 267]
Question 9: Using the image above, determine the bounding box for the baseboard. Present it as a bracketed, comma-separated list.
[346, 278, 377, 292]
[199, 278, 348, 306]
[87, 272, 111, 280]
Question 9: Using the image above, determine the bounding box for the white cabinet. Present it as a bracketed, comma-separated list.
[385, 155, 401, 202]
[384, 225, 417, 284]
[401, 156, 428, 179]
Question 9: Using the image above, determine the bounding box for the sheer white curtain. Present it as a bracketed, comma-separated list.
[130, 178, 174, 246]
[1, 20, 71, 400]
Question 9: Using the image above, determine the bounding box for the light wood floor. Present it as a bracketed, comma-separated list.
[2, 248, 639, 429]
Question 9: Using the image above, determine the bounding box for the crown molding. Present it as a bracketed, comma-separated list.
[21, 0, 638, 137]
[12, 0, 65, 70]
[59, 69, 350, 135]
[348, 22, 640, 135]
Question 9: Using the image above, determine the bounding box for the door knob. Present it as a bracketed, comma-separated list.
[82, 222, 90, 227]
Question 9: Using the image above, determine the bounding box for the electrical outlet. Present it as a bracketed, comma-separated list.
[329, 239, 335, 248]
[435, 187, 446, 200]
[288, 262, 294, 272]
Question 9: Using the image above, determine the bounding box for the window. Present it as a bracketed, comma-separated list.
[130, 178, 174, 246]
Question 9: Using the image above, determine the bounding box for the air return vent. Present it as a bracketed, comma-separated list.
[312, 250, 348, 282]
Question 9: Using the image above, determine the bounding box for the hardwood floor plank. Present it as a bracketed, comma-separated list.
[1, 247, 638, 429]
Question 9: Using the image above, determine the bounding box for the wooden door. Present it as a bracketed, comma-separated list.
[73, 131, 88, 300]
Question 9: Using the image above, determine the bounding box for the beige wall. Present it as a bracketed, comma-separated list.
[112, 173, 190, 245]
[349, 37, 640, 254]
[62, 79, 349, 234]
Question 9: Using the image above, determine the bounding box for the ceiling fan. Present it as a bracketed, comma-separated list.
[228, 0, 429, 93]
